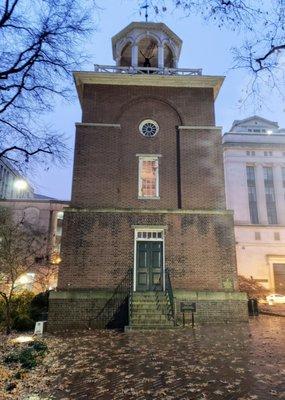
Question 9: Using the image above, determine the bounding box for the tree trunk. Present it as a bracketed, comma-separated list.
[5, 299, 12, 335]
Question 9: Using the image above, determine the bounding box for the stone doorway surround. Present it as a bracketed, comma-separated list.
[266, 255, 285, 292]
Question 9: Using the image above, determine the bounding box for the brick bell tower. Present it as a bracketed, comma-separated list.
[48, 22, 248, 331]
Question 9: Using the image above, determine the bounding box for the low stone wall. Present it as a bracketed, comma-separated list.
[48, 289, 248, 332]
[47, 290, 128, 332]
[174, 290, 248, 324]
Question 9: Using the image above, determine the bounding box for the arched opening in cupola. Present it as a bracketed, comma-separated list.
[138, 37, 158, 68]
[120, 42, 132, 66]
[164, 44, 175, 68]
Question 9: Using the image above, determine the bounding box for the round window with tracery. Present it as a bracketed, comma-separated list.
[139, 119, 159, 138]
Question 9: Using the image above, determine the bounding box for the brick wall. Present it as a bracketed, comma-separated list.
[57, 210, 237, 292]
[72, 87, 225, 210]
[81, 85, 215, 126]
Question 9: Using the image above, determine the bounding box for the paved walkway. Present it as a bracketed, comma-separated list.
[47, 316, 285, 400]
[260, 304, 285, 317]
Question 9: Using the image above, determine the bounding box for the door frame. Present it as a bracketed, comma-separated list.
[133, 226, 166, 292]
[267, 255, 285, 291]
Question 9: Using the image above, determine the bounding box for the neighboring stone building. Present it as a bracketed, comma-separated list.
[0, 158, 34, 199]
[0, 198, 69, 291]
[48, 21, 247, 331]
[223, 116, 285, 294]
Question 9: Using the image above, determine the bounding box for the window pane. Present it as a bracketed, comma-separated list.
[139, 158, 158, 197]
[263, 167, 278, 224]
[282, 167, 285, 188]
[246, 166, 259, 224]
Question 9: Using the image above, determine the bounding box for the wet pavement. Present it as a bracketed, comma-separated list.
[47, 316, 285, 400]
[260, 304, 285, 317]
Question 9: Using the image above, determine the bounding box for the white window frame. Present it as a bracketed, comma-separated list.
[133, 227, 165, 292]
[137, 155, 160, 199]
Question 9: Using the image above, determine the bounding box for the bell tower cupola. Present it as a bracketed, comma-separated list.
[112, 22, 182, 69]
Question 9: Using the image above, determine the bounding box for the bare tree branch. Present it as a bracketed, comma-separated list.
[0, 0, 97, 169]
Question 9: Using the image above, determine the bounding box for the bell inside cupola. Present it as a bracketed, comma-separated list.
[112, 22, 182, 70]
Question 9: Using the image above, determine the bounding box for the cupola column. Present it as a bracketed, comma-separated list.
[131, 44, 138, 67]
[158, 44, 164, 68]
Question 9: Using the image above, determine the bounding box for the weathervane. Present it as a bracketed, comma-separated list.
[141, 0, 149, 22]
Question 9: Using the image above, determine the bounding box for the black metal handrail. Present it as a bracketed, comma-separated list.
[88, 268, 133, 329]
[165, 267, 176, 324]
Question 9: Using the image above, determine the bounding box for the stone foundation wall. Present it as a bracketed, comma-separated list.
[48, 290, 248, 332]
[47, 290, 124, 332]
[174, 290, 248, 324]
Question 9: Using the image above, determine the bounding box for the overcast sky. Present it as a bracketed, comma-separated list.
[31, 0, 285, 200]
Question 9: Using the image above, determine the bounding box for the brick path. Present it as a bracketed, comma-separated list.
[260, 304, 285, 317]
[47, 316, 285, 400]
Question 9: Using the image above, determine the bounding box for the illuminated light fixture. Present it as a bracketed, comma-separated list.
[267, 130, 273, 135]
[16, 272, 35, 286]
[14, 179, 28, 190]
[17, 274, 30, 285]
[51, 253, 62, 264]
[11, 335, 34, 344]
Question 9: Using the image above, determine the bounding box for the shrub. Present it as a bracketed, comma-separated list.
[30, 340, 48, 354]
[4, 340, 48, 370]
[29, 291, 50, 322]
[18, 348, 37, 369]
[4, 351, 20, 364]
[11, 291, 35, 320]
[13, 314, 35, 332]
[238, 275, 270, 299]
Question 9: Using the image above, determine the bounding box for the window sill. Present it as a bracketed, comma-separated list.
[138, 196, 160, 200]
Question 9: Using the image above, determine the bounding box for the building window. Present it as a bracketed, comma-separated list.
[264, 151, 273, 156]
[255, 232, 261, 240]
[246, 166, 259, 224]
[263, 166, 278, 224]
[282, 167, 285, 188]
[246, 151, 255, 156]
[136, 230, 163, 240]
[139, 120, 159, 138]
[274, 232, 280, 241]
[138, 156, 159, 198]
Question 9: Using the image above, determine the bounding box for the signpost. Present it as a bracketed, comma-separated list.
[34, 321, 46, 335]
[180, 302, 196, 327]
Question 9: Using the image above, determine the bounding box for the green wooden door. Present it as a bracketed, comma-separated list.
[136, 241, 163, 291]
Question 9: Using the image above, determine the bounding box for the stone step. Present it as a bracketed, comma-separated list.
[132, 296, 166, 300]
[131, 302, 168, 308]
[131, 310, 170, 316]
[129, 324, 174, 330]
[132, 293, 167, 299]
[131, 315, 171, 322]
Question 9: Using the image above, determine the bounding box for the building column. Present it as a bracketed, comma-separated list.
[131, 44, 138, 67]
[255, 164, 268, 224]
[274, 165, 285, 225]
[158, 45, 164, 68]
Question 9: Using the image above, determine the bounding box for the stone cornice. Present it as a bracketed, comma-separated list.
[73, 72, 224, 106]
[75, 123, 121, 128]
[178, 126, 222, 130]
[65, 208, 233, 216]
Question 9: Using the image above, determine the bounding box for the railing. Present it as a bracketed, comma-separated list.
[88, 268, 133, 329]
[165, 267, 176, 324]
[94, 64, 202, 76]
